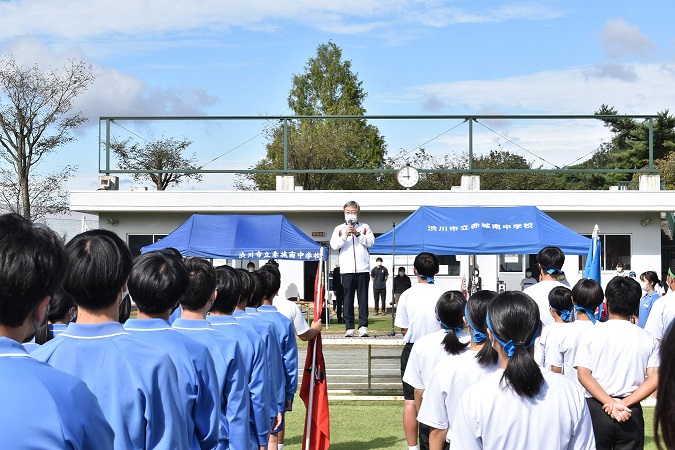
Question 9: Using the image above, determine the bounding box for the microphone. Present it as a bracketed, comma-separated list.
[346, 218, 356, 236]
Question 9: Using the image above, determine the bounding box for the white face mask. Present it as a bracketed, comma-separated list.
[526, 271, 532, 277]
[376, 262, 382, 267]
[399, 271, 405, 276]
[345, 213, 358, 224]
[640, 281, 648, 292]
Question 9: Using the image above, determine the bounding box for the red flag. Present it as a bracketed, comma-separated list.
[300, 261, 330, 450]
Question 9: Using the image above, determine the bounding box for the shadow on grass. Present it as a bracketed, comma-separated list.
[285, 435, 403, 450]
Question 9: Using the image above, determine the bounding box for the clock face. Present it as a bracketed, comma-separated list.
[397, 166, 419, 188]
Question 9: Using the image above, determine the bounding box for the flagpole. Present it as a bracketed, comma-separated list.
[305, 246, 324, 450]
[389, 222, 397, 336]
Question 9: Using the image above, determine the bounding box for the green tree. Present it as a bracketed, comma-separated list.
[0, 57, 97, 220]
[238, 42, 386, 190]
[110, 137, 202, 190]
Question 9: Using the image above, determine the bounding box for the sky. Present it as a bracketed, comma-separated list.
[0, 0, 674, 191]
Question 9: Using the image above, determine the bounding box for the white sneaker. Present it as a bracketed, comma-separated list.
[358, 326, 369, 337]
[345, 329, 355, 337]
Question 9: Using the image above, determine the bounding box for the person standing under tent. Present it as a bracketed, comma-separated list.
[330, 200, 375, 337]
[520, 268, 537, 291]
[371, 257, 389, 315]
[523, 246, 567, 327]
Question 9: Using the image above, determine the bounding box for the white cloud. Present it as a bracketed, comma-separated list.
[602, 18, 657, 60]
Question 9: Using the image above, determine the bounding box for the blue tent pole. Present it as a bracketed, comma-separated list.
[389, 222, 397, 337]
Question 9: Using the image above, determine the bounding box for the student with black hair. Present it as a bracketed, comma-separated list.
[124, 250, 221, 450]
[232, 268, 285, 445]
[172, 257, 251, 450]
[418, 290, 500, 450]
[0, 214, 114, 449]
[403, 291, 469, 450]
[257, 267, 299, 450]
[547, 279, 603, 381]
[395, 252, 445, 450]
[209, 264, 271, 450]
[34, 229, 188, 450]
[34, 287, 76, 345]
[638, 270, 662, 328]
[645, 260, 675, 340]
[524, 246, 568, 327]
[576, 276, 659, 450]
[451, 291, 595, 449]
[654, 321, 675, 450]
[534, 286, 573, 369]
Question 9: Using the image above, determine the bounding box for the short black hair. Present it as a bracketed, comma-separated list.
[249, 271, 267, 308]
[605, 276, 641, 317]
[258, 265, 281, 299]
[212, 265, 240, 314]
[35, 288, 75, 344]
[414, 252, 439, 278]
[0, 214, 67, 328]
[376, 257, 383, 262]
[236, 268, 253, 306]
[571, 279, 604, 310]
[536, 246, 565, 273]
[548, 286, 573, 312]
[179, 257, 216, 312]
[64, 229, 132, 311]
[129, 250, 189, 315]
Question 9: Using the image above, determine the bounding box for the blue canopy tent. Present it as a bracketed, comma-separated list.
[142, 214, 326, 260]
[371, 206, 591, 255]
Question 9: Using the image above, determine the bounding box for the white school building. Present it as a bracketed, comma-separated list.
[70, 175, 674, 306]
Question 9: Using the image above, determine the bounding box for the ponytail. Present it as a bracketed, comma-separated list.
[487, 291, 544, 398]
[34, 323, 53, 345]
[436, 291, 468, 355]
[466, 290, 499, 367]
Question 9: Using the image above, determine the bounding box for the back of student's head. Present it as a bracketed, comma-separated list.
[605, 276, 641, 317]
[249, 271, 267, 308]
[655, 322, 675, 450]
[465, 290, 499, 367]
[258, 266, 281, 299]
[487, 291, 543, 398]
[236, 268, 253, 305]
[0, 214, 67, 328]
[548, 286, 573, 322]
[571, 279, 604, 310]
[536, 246, 565, 273]
[179, 257, 216, 312]
[129, 250, 189, 315]
[63, 229, 132, 312]
[436, 290, 468, 355]
[414, 252, 439, 278]
[35, 288, 75, 345]
[212, 265, 240, 314]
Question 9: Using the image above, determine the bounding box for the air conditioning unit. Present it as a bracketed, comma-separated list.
[98, 176, 119, 191]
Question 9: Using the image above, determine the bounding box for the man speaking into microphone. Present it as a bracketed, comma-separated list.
[330, 201, 375, 337]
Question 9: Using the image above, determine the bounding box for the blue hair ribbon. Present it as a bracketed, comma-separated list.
[574, 305, 597, 324]
[464, 305, 487, 343]
[485, 312, 541, 359]
[436, 309, 463, 334]
[420, 275, 435, 284]
[552, 307, 573, 323]
[540, 264, 562, 275]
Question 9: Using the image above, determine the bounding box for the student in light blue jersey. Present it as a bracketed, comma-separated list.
[34, 229, 188, 450]
[211, 264, 271, 450]
[125, 249, 221, 450]
[174, 257, 251, 450]
[233, 268, 285, 441]
[257, 264, 299, 450]
[0, 213, 114, 450]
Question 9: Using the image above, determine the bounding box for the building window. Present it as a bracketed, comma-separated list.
[579, 234, 631, 271]
[128, 234, 169, 257]
[438, 255, 460, 276]
[499, 254, 524, 272]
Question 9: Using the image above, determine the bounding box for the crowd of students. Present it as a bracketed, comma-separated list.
[0, 213, 318, 450]
[400, 248, 675, 450]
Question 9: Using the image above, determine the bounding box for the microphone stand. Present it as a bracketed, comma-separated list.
[389, 221, 397, 336]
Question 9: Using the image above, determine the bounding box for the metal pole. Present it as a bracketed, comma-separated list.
[105, 119, 111, 176]
[367, 345, 372, 393]
[390, 222, 397, 336]
[304, 246, 324, 450]
[283, 118, 288, 173]
[649, 118, 654, 171]
[468, 118, 473, 173]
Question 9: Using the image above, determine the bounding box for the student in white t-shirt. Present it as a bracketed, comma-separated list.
[451, 291, 595, 450]
[523, 246, 567, 327]
[575, 276, 659, 450]
[395, 252, 445, 450]
[534, 285, 573, 369]
[418, 290, 499, 450]
[402, 291, 469, 450]
[546, 279, 603, 383]
[654, 320, 675, 450]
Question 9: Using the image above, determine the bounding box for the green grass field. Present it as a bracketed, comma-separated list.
[283, 399, 658, 450]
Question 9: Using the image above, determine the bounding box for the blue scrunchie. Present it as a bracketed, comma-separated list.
[486, 312, 541, 359]
[464, 305, 487, 343]
[574, 305, 596, 324]
[552, 307, 573, 323]
[420, 275, 435, 284]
